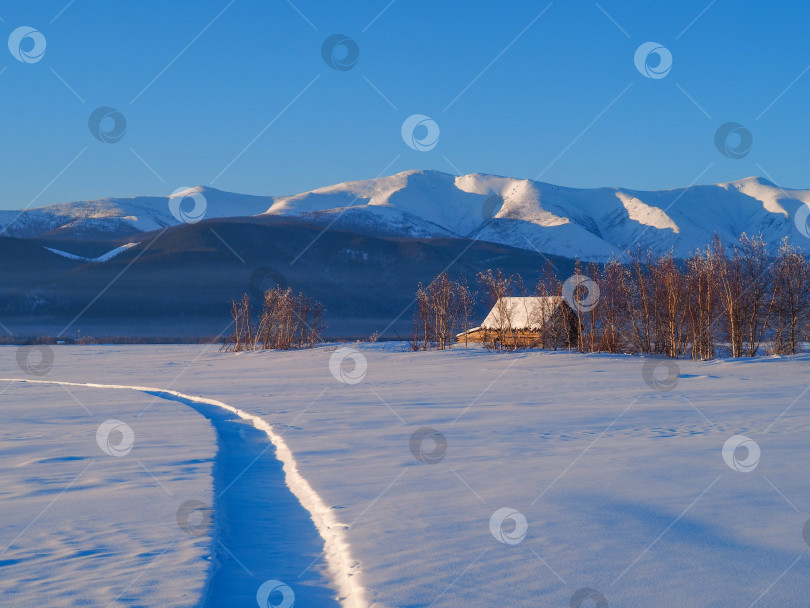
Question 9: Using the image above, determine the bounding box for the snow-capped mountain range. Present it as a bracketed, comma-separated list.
[3, 170, 809, 261]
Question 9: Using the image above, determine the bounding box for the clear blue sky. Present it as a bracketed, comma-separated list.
[1, 0, 809, 209]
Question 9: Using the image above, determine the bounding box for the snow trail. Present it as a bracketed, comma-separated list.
[0, 378, 368, 608]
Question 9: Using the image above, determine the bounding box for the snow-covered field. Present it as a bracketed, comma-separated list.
[0, 381, 215, 606]
[2, 344, 809, 607]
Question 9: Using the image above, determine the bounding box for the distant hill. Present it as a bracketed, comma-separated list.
[0, 218, 575, 338]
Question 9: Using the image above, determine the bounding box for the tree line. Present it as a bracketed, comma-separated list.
[412, 234, 810, 358]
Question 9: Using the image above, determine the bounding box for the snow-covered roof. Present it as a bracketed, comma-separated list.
[478, 296, 564, 331]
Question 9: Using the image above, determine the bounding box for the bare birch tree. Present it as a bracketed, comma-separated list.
[477, 269, 519, 350]
[413, 273, 476, 350]
[773, 238, 810, 354]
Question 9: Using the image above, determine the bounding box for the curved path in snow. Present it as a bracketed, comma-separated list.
[0, 378, 367, 608]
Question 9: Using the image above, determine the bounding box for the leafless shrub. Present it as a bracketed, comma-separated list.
[222, 287, 326, 352]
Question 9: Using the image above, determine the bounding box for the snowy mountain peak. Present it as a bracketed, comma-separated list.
[258, 170, 810, 259]
[169, 185, 206, 197]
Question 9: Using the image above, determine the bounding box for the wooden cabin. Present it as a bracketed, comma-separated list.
[456, 296, 579, 348]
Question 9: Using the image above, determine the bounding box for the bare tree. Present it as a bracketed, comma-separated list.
[685, 248, 716, 360]
[413, 273, 476, 350]
[596, 259, 629, 353]
[457, 276, 476, 349]
[477, 269, 519, 350]
[624, 248, 656, 354]
[738, 234, 777, 357]
[580, 261, 601, 352]
[712, 236, 744, 357]
[535, 264, 562, 349]
[650, 253, 689, 358]
[223, 294, 253, 352]
[773, 238, 810, 354]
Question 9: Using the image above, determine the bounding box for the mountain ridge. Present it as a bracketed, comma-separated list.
[2, 170, 808, 260]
